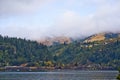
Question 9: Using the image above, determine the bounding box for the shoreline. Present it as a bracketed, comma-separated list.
[0, 66, 116, 72]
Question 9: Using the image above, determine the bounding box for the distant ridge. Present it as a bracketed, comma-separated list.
[37, 32, 120, 45]
[84, 32, 120, 43]
[38, 36, 72, 46]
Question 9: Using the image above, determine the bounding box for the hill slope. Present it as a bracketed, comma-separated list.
[84, 32, 120, 42]
[38, 36, 72, 46]
[0, 33, 120, 70]
[49, 32, 120, 69]
[0, 35, 52, 67]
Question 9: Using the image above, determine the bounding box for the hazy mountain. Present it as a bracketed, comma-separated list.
[38, 36, 72, 46]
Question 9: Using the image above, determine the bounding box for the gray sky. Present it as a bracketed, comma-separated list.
[0, 0, 120, 40]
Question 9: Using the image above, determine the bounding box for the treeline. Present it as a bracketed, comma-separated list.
[0, 34, 120, 69]
[0, 35, 52, 67]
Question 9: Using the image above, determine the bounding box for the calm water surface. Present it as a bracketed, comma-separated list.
[0, 70, 118, 80]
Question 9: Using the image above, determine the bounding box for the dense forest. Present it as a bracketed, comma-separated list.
[0, 35, 52, 67]
[0, 33, 120, 70]
[49, 38, 120, 69]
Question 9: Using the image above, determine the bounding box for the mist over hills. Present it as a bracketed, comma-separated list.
[38, 36, 72, 46]
[38, 32, 120, 46]
[0, 32, 120, 70]
[0, 0, 120, 71]
[0, 0, 120, 45]
[48, 32, 120, 69]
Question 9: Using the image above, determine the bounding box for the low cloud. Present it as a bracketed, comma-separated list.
[0, 25, 49, 40]
[48, 0, 120, 38]
[0, 0, 120, 40]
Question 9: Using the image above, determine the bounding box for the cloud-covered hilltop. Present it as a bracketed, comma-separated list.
[38, 36, 72, 46]
[0, 0, 120, 40]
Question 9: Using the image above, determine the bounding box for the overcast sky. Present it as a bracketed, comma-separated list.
[0, 0, 120, 40]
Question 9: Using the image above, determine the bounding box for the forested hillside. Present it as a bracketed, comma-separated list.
[0, 35, 52, 67]
[49, 33, 120, 69]
[0, 33, 120, 70]
[50, 38, 120, 69]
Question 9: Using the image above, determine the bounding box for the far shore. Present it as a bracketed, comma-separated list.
[0, 66, 116, 72]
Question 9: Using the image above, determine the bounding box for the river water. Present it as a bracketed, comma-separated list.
[0, 70, 118, 80]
